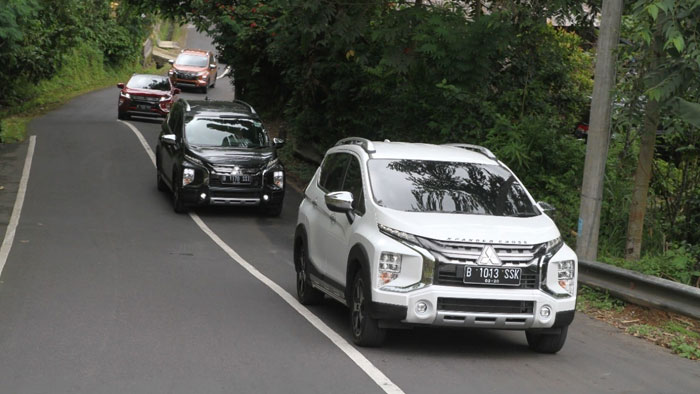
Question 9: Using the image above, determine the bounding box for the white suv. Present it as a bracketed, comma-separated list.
[294, 138, 577, 353]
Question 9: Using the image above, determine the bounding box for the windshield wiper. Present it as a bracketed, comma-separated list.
[512, 212, 538, 217]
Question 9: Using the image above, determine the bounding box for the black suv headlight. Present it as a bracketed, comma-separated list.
[264, 158, 284, 189]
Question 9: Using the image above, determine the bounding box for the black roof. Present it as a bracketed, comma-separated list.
[183, 99, 258, 119]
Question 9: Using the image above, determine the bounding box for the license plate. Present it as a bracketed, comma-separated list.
[222, 175, 251, 184]
[464, 266, 521, 286]
[137, 104, 151, 110]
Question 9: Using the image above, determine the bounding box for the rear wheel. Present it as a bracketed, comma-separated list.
[295, 239, 323, 305]
[526, 325, 569, 354]
[350, 271, 386, 347]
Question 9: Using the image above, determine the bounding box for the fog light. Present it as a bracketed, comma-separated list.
[200, 193, 206, 200]
[263, 194, 269, 201]
[415, 301, 429, 315]
[540, 305, 552, 319]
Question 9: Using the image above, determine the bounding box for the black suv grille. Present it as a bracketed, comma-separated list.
[437, 298, 534, 314]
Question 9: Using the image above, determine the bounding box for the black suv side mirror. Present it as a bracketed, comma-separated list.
[160, 134, 177, 145]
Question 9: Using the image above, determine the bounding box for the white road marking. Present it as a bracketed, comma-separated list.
[217, 66, 231, 80]
[0, 135, 36, 278]
[120, 120, 405, 394]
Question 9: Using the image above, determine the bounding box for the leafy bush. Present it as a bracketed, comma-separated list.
[600, 243, 700, 285]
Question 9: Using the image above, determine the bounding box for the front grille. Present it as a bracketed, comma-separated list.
[437, 298, 534, 314]
[435, 262, 539, 289]
[209, 174, 262, 188]
[175, 71, 197, 80]
[131, 95, 160, 103]
[422, 238, 542, 265]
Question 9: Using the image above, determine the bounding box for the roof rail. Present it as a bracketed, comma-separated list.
[335, 137, 376, 153]
[443, 143, 497, 160]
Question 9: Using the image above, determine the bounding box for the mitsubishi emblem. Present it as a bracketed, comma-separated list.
[476, 245, 503, 266]
[231, 166, 240, 175]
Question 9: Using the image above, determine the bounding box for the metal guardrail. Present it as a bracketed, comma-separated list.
[579, 259, 700, 320]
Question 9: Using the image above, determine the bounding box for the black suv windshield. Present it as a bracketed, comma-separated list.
[185, 117, 268, 148]
[368, 159, 539, 216]
[175, 54, 208, 67]
[127, 75, 170, 91]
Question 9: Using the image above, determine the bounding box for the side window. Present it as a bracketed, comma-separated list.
[319, 153, 350, 192]
[168, 103, 183, 138]
[342, 156, 365, 215]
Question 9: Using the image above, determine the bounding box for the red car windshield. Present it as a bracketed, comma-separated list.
[127, 75, 171, 91]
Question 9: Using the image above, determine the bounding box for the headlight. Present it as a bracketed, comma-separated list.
[541, 236, 563, 257]
[120, 91, 130, 99]
[182, 168, 195, 186]
[378, 224, 420, 246]
[545, 259, 576, 297]
[273, 170, 284, 188]
[160, 95, 172, 102]
[378, 252, 402, 285]
[197, 71, 208, 77]
[184, 154, 203, 166]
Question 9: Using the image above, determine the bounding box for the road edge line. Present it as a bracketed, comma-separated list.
[119, 119, 405, 394]
[0, 135, 37, 278]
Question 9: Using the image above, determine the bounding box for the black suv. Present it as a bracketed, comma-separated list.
[155, 99, 285, 215]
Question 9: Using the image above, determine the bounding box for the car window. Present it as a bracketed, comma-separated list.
[342, 156, 365, 215]
[168, 103, 183, 137]
[175, 53, 208, 67]
[319, 153, 350, 193]
[127, 75, 170, 91]
[184, 117, 268, 148]
[367, 159, 539, 216]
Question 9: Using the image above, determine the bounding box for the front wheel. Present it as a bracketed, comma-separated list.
[350, 271, 386, 347]
[172, 174, 187, 213]
[525, 325, 569, 354]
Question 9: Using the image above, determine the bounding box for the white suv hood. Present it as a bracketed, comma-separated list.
[376, 208, 560, 245]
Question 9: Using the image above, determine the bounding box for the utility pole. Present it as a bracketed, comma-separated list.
[576, 0, 624, 261]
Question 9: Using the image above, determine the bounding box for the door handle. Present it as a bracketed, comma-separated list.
[311, 199, 318, 207]
[330, 215, 336, 223]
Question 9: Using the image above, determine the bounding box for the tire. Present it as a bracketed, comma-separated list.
[172, 173, 187, 213]
[350, 271, 386, 347]
[157, 171, 167, 192]
[118, 111, 129, 120]
[201, 83, 208, 94]
[526, 325, 569, 354]
[211, 73, 217, 88]
[295, 239, 323, 305]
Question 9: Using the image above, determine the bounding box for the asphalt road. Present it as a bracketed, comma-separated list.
[0, 28, 698, 394]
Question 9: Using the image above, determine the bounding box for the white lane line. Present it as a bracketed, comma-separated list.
[217, 66, 231, 80]
[120, 120, 405, 394]
[0, 135, 37, 278]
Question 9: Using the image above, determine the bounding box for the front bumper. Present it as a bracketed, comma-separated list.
[172, 77, 208, 88]
[180, 184, 284, 207]
[118, 100, 170, 117]
[373, 285, 576, 330]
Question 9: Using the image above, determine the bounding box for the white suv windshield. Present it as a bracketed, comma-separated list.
[368, 159, 539, 216]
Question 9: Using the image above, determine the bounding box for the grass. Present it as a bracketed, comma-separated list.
[576, 285, 626, 312]
[0, 43, 162, 144]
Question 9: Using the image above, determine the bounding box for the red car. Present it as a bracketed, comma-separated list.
[117, 74, 180, 120]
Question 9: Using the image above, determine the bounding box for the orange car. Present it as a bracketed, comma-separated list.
[168, 49, 218, 93]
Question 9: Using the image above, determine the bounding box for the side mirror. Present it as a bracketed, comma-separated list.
[325, 191, 355, 224]
[117, 83, 125, 89]
[173, 88, 181, 95]
[272, 137, 285, 148]
[538, 201, 556, 213]
[168, 59, 174, 65]
[209, 64, 217, 69]
[160, 134, 177, 145]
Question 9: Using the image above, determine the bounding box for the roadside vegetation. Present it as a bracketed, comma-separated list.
[0, 0, 155, 142]
[577, 286, 700, 360]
